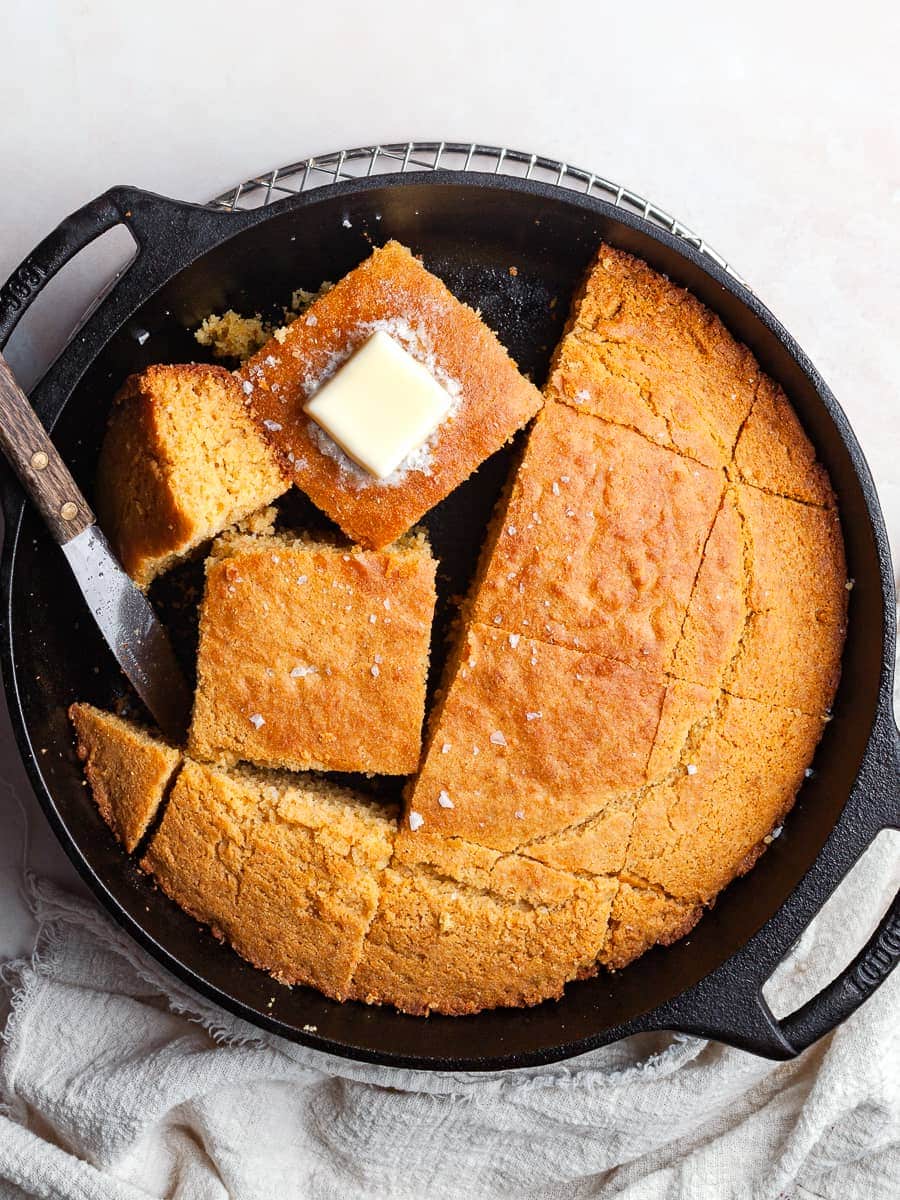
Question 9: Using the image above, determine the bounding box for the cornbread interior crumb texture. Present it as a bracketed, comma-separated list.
[69, 704, 181, 852]
[239, 240, 543, 548]
[96, 364, 288, 589]
[72, 241, 847, 1017]
[188, 531, 437, 775]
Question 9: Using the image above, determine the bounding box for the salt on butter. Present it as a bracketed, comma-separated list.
[304, 330, 453, 479]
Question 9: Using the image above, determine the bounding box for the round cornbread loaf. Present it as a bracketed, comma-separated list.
[72, 244, 847, 1016]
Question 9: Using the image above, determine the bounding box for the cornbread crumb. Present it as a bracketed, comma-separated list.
[195, 311, 272, 360]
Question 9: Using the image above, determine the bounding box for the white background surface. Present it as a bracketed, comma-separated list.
[0, 1, 897, 963]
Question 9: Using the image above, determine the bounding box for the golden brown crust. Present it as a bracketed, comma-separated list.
[546, 244, 758, 467]
[602, 883, 704, 970]
[348, 850, 617, 1015]
[624, 692, 824, 903]
[69, 703, 181, 851]
[469, 401, 724, 672]
[142, 759, 396, 1000]
[732, 377, 835, 507]
[188, 533, 436, 775]
[239, 241, 543, 548]
[406, 622, 666, 851]
[726, 486, 846, 713]
[96, 364, 287, 589]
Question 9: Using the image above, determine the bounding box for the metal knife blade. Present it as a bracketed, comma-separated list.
[62, 524, 191, 740]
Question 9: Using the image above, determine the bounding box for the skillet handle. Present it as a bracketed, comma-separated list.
[0, 185, 245, 353]
[773, 720, 900, 1055]
[0, 191, 130, 350]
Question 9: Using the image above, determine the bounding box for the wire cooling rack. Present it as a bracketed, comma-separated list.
[210, 141, 744, 284]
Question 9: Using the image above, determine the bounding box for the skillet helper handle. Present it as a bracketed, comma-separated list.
[775, 720, 900, 1055]
[0, 354, 94, 543]
[0, 191, 125, 350]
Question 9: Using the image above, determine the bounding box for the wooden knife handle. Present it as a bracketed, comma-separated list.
[0, 353, 94, 544]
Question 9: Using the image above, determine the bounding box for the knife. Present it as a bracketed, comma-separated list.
[0, 353, 191, 741]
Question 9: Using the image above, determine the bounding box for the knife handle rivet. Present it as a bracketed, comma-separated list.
[31, 451, 48, 471]
[60, 501, 78, 521]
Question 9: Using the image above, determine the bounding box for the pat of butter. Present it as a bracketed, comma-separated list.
[303, 330, 453, 479]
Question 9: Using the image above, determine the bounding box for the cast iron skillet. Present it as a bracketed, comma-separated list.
[0, 171, 898, 1072]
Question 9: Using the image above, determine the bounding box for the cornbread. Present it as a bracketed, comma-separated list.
[69, 703, 180, 851]
[188, 531, 437, 775]
[142, 759, 396, 998]
[623, 691, 825, 904]
[469, 401, 724, 671]
[96, 364, 288, 588]
[407, 622, 665, 850]
[239, 241, 543, 548]
[672, 484, 846, 712]
[349, 831, 618, 1015]
[71, 238, 848, 1018]
[546, 243, 758, 468]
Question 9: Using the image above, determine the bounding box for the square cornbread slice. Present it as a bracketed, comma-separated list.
[670, 484, 847, 713]
[69, 703, 181, 851]
[405, 622, 666, 851]
[96, 364, 288, 589]
[546, 243, 758, 468]
[239, 241, 543, 548]
[142, 758, 396, 999]
[731, 377, 835, 507]
[188, 531, 437, 775]
[469, 402, 724, 672]
[623, 689, 825, 906]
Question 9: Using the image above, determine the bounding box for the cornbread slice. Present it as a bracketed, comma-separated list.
[624, 690, 824, 905]
[69, 703, 181, 851]
[239, 241, 543, 548]
[142, 758, 396, 999]
[670, 484, 847, 713]
[96, 364, 288, 589]
[470, 402, 724, 672]
[602, 884, 704, 970]
[732, 377, 835, 507]
[188, 532, 437, 775]
[547, 244, 758, 468]
[406, 622, 666, 851]
[349, 832, 618, 1014]
[518, 679, 716, 877]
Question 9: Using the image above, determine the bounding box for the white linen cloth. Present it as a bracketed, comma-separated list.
[0, 835, 896, 1199]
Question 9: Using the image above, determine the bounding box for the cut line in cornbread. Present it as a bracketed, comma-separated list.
[69, 703, 182, 852]
[405, 622, 666, 851]
[469, 401, 724, 672]
[239, 241, 543, 548]
[142, 758, 396, 1000]
[546, 243, 759, 468]
[669, 483, 847, 713]
[188, 531, 437, 775]
[96, 364, 288, 589]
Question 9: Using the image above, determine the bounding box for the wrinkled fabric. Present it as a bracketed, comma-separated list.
[0, 819, 897, 1200]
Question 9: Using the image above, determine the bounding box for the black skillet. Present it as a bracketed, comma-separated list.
[0, 162, 898, 1072]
